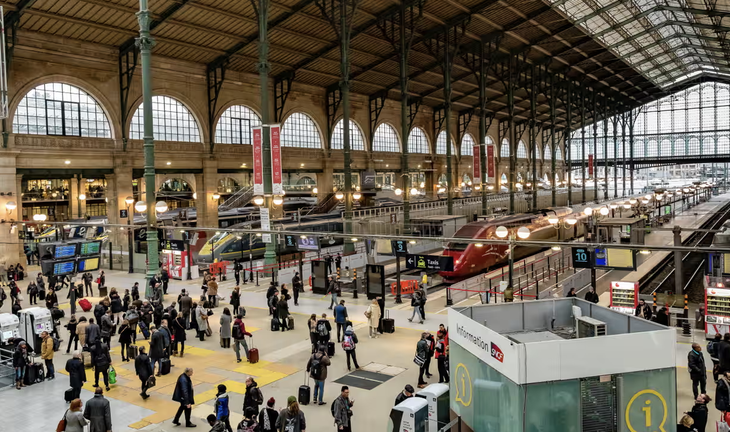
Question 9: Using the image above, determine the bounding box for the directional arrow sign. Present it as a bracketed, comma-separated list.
[405, 254, 454, 271]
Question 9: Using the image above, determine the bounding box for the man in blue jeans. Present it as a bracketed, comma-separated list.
[333, 300, 348, 343]
[327, 276, 339, 310]
[306, 345, 331, 405]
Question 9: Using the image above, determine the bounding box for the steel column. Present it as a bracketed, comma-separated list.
[478, 42, 488, 215]
[612, 112, 619, 199]
[628, 110, 634, 195]
[445, 55, 453, 215]
[136, 0, 158, 298]
[530, 66, 538, 210]
[566, 82, 573, 207]
[592, 91, 598, 203]
[550, 74, 557, 206]
[581, 87, 586, 204]
[508, 58, 516, 214]
[603, 95, 609, 200]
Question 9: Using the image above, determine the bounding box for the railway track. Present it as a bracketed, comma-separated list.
[640, 201, 730, 299]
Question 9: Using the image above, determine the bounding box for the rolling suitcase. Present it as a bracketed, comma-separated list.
[160, 358, 171, 375]
[271, 317, 280, 332]
[139, 321, 150, 338]
[79, 298, 92, 312]
[298, 372, 311, 405]
[327, 341, 335, 357]
[127, 344, 139, 360]
[24, 362, 44, 385]
[382, 310, 395, 334]
[248, 337, 259, 364]
[287, 315, 295, 331]
[65, 388, 75, 403]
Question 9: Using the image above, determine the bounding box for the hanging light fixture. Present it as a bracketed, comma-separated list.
[212, 193, 221, 200]
[394, 188, 403, 196]
[135, 201, 147, 212]
[410, 188, 418, 196]
[312, 187, 318, 194]
[155, 201, 168, 213]
[5, 201, 16, 211]
[253, 196, 265, 206]
[335, 191, 345, 200]
[78, 193, 86, 201]
[273, 195, 284, 206]
[353, 192, 361, 200]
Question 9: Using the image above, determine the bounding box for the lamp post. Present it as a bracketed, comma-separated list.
[548, 215, 578, 242]
[125, 196, 134, 273]
[495, 225, 530, 300]
[78, 193, 86, 219]
[584, 205, 609, 290]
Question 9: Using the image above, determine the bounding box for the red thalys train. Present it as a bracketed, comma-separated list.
[439, 207, 587, 281]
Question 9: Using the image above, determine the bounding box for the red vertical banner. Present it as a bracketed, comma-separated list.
[473, 145, 481, 185]
[270, 124, 283, 195]
[588, 154, 594, 177]
[252, 126, 264, 195]
[486, 144, 495, 183]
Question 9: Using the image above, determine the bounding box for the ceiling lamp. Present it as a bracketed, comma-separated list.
[134, 201, 147, 213]
[353, 192, 361, 200]
[253, 196, 265, 206]
[273, 195, 284, 206]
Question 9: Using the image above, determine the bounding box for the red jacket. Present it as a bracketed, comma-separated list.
[234, 319, 253, 338]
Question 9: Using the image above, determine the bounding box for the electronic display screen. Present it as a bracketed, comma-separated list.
[52, 260, 76, 276]
[2, 330, 13, 340]
[297, 236, 320, 251]
[80, 241, 101, 255]
[77, 257, 100, 272]
[54, 244, 78, 259]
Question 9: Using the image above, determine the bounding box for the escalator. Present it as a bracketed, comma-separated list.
[306, 192, 338, 215]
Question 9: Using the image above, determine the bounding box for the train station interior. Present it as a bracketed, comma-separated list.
[1, 0, 730, 431]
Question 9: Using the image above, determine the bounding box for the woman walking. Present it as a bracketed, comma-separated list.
[230, 286, 241, 316]
[109, 288, 123, 325]
[365, 299, 381, 338]
[408, 291, 424, 324]
[65, 314, 79, 353]
[173, 311, 187, 357]
[277, 295, 289, 332]
[220, 307, 232, 348]
[118, 319, 133, 362]
[64, 399, 89, 432]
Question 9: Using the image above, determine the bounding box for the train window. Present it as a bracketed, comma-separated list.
[446, 242, 470, 251]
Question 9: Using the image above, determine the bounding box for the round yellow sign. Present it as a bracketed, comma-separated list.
[454, 363, 472, 407]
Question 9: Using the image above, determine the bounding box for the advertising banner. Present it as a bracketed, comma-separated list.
[473, 144, 481, 185]
[252, 126, 264, 195]
[486, 144, 495, 183]
[260, 207, 271, 243]
[270, 124, 283, 195]
[588, 154, 594, 177]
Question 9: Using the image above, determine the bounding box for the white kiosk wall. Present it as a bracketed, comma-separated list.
[416, 383, 450, 432]
[389, 397, 428, 432]
[0, 313, 20, 343]
[18, 307, 52, 353]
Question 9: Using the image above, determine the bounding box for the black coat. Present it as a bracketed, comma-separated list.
[173, 316, 187, 342]
[110, 293, 123, 313]
[149, 331, 165, 360]
[719, 341, 730, 373]
[65, 358, 86, 388]
[716, 377, 730, 411]
[84, 394, 112, 432]
[135, 353, 153, 383]
[91, 342, 111, 369]
[690, 403, 708, 432]
[584, 291, 599, 303]
[688, 350, 707, 378]
[118, 324, 133, 344]
[172, 373, 195, 405]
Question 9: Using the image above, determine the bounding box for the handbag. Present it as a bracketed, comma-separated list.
[108, 366, 117, 384]
[147, 375, 156, 388]
[56, 410, 68, 432]
[718, 419, 730, 432]
[95, 277, 101, 284]
[413, 352, 426, 367]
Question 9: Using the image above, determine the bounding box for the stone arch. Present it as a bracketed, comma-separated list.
[372, 122, 402, 152]
[281, 111, 326, 150]
[128, 92, 205, 143]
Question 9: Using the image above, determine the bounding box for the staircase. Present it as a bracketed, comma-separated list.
[218, 186, 254, 211]
[306, 192, 339, 215]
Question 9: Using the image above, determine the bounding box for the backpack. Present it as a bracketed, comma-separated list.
[342, 334, 354, 351]
[316, 320, 329, 337]
[52, 336, 60, 352]
[232, 324, 243, 340]
[310, 355, 323, 380]
[237, 420, 258, 432]
[330, 399, 337, 417]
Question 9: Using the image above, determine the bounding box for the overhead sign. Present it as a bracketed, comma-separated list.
[283, 234, 297, 249]
[571, 247, 593, 269]
[119, 209, 128, 219]
[270, 124, 283, 195]
[391, 240, 409, 255]
[160, 239, 185, 252]
[252, 126, 264, 195]
[260, 208, 271, 243]
[406, 254, 454, 271]
[361, 170, 376, 190]
[473, 144, 481, 186]
[297, 235, 319, 251]
[486, 143, 495, 183]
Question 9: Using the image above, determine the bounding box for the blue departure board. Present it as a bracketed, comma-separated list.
[54, 244, 78, 259]
[53, 261, 76, 276]
[80, 241, 101, 255]
[77, 257, 100, 272]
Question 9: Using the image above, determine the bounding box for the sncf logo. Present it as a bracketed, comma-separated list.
[490, 342, 504, 362]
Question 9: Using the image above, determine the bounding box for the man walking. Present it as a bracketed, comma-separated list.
[40, 331, 55, 380]
[243, 376, 264, 417]
[65, 351, 87, 400]
[332, 385, 354, 432]
[416, 332, 429, 389]
[327, 276, 339, 310]
[180, 290, 193, 329]
[84, 387, 112, 432]
[689, 342, 707, 399]
[172, 367, 196, 427]
[232, 314, 253, 363]
[334, 300, 348, 343]
[161, 268, 170, 295]
[306, 345, 331, 405]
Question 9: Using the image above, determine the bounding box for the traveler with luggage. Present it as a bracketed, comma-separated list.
[40, 330, 55, 380]
[135, 346, 154, 400]
[306, 345, 331, 405]
[334, 300, 348, 342]
[232, 314, 253, 363]
[64, 399, 89, 432]
[173, 312, 187, 357]
[83, 272, 93, 297]
[179, 289, 193, 329]
[244, 376, 264, 416]
[45, 287, 58, 310]
[159, 319, 172, 358]
[315, 313, 332, 349]
[91, 340, 112, 391]
[118, 319, 133, 362]
[172, 367, 196, 427]
[333, 385, 355, 432]
[27, 281, 38, 305]
[342, 324, 360, 371]
[365, 299, 381, 338]
[220, 307, 233, 348]
[76, 316, 89, 347]
[266, 281, 277, 315]
[96, 271, 105, 293]
[13, 341, 30, 390]
[277, 296, 290, 332]
[207, 278, 219, 307]
[276, 396, 307, 432]
[65, 351, 87, 401]
[149, 325, 166, 377]
[66, 314, 79, 354]
[195, 302, 209, 341]
[84, 387, 112, 432]
[268, 293, 279, 321]
[101, 309, 115, 347]
[258, 397, 279, 432]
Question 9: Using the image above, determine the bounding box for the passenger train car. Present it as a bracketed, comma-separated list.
[439, 207, 586, 281]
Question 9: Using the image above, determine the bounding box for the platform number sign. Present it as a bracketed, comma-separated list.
[391, 240, 408, 255]
[571, 247, 593, 269]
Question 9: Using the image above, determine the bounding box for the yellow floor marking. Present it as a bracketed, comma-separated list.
[219, 379, 248, 394]
[191, 370, 225, 384]
[263, 362, 299, 375]
[128, 420, 151, 429]
[181, 346, 216, 357]
[255, 371, 289, 387]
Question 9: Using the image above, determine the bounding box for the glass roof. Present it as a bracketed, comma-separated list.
[547, 0, 730, 88]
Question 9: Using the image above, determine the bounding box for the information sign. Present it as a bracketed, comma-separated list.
[473, 144, 481, 185]
[405, 254, 454, 271]
[391, 240, 409, 255]
[160, 239, 185, 252]
[260, 208, 271, 243]
[486, 144, 495, 183]
[571, 247, 593, 269]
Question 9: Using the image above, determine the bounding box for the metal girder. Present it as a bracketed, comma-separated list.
[274, 71, 295, 123]
[207, 63, 226, 153]
[606, 21, 730, 52]
[119, 49, 138, 149]
[591, 5, 730, 40]
[409, 98, 422, 130]
[120, 0, 193, 54]
[458, 109, 474, 143]
[515, 120, 529, 143]
[599, 42, 730, 73]
[434, 106, 446, 134]
[369, 90, 387, 142]
[208, 0, 315, 70]
[326, 84, 343, 148]
[4, 0, 38, 67]
[498, 120, 508, 145]
[612, 52, 730, 73]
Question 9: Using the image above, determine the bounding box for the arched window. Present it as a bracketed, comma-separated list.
[13, 83, 112, 138]
[436, 131, 456, 155]
[719, 136, 730, 154]
[556, 147, 563, 161]
[500, 139, 510, 158]
[215, 105, 261, 144]
[130, 96, 200, 142]
[372, 123, 400, 152]
[281, 112, 322, 149]
[331, 119, 365, 151]
[460, 134, 475, 156]
[544, 144, 552, 160]
[517, 141, 528, 159]
[408, 127, 430, 154]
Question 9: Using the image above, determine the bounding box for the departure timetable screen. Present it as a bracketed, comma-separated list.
[54, 244, 77, 259]
[80, 241, 101, 255]
[53, 260, 76, 276]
